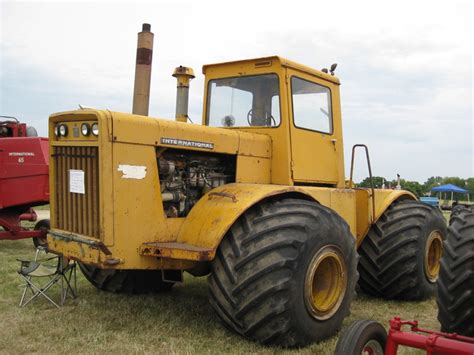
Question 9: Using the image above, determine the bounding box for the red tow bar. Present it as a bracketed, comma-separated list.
[386, 317, 474, 355]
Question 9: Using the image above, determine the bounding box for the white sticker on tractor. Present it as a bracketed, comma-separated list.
[69, 169, 85, 194]
[118, 164, 147, 179]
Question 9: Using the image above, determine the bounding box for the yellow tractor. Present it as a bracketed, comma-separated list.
[46, 24, 446, 347]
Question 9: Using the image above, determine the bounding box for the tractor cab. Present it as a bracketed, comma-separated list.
[202, 57, 345, 187]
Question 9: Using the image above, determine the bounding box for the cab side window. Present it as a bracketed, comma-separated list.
[291, 77, 332, 134]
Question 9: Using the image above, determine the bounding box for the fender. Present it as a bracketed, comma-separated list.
[373, 189, 416, 222]
[352, 188, 416, 246]
[177, 183, 315, 253]
[177, 184, 416, 257]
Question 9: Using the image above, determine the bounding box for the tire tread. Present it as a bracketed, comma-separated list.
[358, 200, 446, 300]
[208, 198, 357, 347]
[437, 206, 474, 336]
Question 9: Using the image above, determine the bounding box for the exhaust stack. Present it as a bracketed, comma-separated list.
[132, 23, 154, 116]
[172, 66, 195, 122]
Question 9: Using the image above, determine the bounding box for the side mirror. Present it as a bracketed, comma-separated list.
[330, 63, 338, 76]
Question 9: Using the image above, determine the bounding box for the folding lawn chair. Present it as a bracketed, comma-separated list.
[18, 246, 77, 308]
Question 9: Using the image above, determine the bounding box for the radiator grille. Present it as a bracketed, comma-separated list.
[53, 146, 100, 238]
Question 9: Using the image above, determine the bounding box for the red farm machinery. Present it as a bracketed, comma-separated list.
[0, 115, 50, 247]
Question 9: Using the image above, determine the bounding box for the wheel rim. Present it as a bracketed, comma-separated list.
[424, 230, 443, 283]
[304, 245, 347, 320]
[363, 340, 384, 355]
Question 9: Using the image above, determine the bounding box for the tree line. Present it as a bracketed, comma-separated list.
[357, 176, 474, 200]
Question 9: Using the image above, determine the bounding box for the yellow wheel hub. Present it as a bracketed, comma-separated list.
[425, 230, 443, 282]
[305, 246, 347, 320]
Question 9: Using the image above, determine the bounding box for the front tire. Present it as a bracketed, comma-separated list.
[208, 198, 358, 347]
[78, 264, 174, 294]
[358, 200, 446, 300]
[33, 219, 49, 248]
[437, 206, 474, 336]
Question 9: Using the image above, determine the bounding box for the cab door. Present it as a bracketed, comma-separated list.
[287, 69, 344, 186]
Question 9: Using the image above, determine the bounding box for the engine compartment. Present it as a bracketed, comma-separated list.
[157, 148, 236, 217]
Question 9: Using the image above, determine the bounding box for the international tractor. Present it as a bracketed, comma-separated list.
[46, 24, 446, 347]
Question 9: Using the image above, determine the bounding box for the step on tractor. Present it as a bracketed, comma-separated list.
[46, 24, 446, 347]
[0, 116, 50, 247]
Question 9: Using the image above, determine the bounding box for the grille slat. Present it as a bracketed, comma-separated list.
[80, 147, 87, 235]
[92, 149, 99, 237]
[55, 147, 63, 226]
[66, 147, 73, 231]
[60, 148, 66, 230]
[71, 148, 77, 233]
[86, 147, 94, 237]
[53, 146, 100, 239]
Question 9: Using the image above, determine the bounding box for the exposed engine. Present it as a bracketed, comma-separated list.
[157, 149, 236, 217]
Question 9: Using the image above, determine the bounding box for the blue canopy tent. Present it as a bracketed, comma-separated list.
[431, 184, 469, 194]
[431, 184, 470, 208]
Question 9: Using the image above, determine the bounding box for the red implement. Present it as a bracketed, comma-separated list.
[386, 317, 474, 355]
[0, 116, 49, 241]
[0, 137, 49, 209]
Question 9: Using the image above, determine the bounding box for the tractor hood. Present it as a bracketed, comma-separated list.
[110, 111, 271, 158]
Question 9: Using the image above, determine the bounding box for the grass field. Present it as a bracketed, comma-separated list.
[0, 212, 450, 354]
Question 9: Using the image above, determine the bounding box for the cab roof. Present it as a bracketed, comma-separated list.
[202, 56, 340, 85]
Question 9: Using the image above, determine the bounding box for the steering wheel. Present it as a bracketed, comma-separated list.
[246, 109, 276, 127]
[221, 115, 235, 127]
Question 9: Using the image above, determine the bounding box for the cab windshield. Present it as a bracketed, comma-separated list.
[206, 74, 280, 127]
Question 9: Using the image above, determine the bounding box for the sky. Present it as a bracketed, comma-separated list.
[0, 0, 472, 182]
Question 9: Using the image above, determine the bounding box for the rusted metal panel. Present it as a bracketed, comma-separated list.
[140, 242, 213, 261]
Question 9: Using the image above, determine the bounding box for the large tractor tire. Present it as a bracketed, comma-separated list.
[437, 206, 474, 336]
[78, 264, 174, 294]
[358, 200, 446, 300]
[208, 198, 358, 347]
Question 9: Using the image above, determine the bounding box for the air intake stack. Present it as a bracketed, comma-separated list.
[172, 66, 195, 122]
[132, 23, 154, 116]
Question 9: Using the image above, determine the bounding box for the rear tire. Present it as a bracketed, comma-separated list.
[33, 219, 49, 248]
[334, 320, 387, 355]
[437, 206, 474, 336]
[208, 198, 358, 347]
[358, 200, 446, 300]
[79, 264, 174, 294]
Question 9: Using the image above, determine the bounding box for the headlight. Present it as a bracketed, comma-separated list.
[54, 125, 60, 136]
[91, 123, 99, 136]
[81, 123, 91, 136]
[59, 124, 68, 137]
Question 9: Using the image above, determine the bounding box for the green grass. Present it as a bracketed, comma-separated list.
[0, 239, 440, 354]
